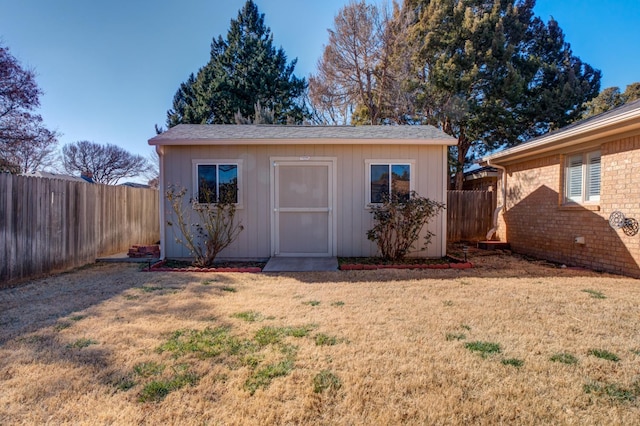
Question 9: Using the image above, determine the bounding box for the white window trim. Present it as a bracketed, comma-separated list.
[564, 150, 600, 205]
[364, 159, 416, 207]
[192, 159, 244, 208]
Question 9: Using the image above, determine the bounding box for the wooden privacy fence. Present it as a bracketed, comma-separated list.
[447, 190, 496, 242]
[0, 173, 159, 286]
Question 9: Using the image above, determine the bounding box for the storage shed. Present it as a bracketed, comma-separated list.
[149, 124, 456, 261]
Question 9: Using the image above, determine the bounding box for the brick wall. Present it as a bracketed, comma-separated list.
[495, 134, 640, 277]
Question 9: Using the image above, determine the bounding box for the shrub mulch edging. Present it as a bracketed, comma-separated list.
[145, 259, 263, 273]
[144, 257, 473, 273]
[339, 256, 473, 271]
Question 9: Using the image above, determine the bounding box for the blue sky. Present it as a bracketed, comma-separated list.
[1, 0, 639, 169]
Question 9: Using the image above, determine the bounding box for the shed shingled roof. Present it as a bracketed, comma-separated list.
[149, 124, 457, 146]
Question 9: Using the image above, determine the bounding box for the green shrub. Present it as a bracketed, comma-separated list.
[366, 191, 445, 260]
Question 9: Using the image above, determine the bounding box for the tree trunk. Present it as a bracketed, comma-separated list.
[454, 127, 473, 190]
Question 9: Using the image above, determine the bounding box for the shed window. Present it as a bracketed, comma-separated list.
[193, 160, 242, 205]
[565, 151, 600, 203]
[366, 161, 414, 205]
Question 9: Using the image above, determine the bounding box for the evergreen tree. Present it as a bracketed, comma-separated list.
[396, 0, 600, 188]
[582, 82, 640, 118]
[166, 0, 308, 126]
[624, 82, 640, 103]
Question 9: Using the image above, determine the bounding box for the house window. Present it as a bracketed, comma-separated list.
[565, 151, 600, 203]
[365, 160, 414, 205]
[193, 160, 242, 205]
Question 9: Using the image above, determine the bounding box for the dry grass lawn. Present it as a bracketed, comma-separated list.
[1, 251, 640, 424]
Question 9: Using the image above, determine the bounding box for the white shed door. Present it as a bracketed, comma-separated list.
[273, 160, 334, 257]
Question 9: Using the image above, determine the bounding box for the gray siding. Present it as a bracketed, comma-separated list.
[161, 143, 448, 259]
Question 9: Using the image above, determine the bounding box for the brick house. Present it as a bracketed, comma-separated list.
[481, 99, 640, 277]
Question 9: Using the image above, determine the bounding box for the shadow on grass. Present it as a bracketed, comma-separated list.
[0, 263, 236, 345]
[267, 251, 620, 284]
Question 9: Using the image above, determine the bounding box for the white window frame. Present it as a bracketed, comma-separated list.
[365, 159, 415, 207]
[564, 150, 600, 204]
[192, 159, 243, 208]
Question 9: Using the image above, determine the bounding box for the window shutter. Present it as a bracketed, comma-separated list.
[567, 155, 583, 201]
[587, 152, 601, 200]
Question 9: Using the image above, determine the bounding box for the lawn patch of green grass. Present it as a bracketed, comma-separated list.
[155, 324, 315, 396]
[254, 325, 314, 346]
[138, 372, 199, 402]
[221, 286, 237, 292]
[550, 352, 578, 365]
[313, 370, 342, 393]
[244, 359, 294, 395]
[54, 322, 72, 331]
[232, 311, 264, 322]
[314, 333, 339, 346]
[582, 289, 606, 299]
[157, 327, 247, 359]
[331, 301, 345, 307]
[501, 358, 524, 368]
[114, 376, 137, 392]
[446, 333, 466, 341]
[303, 300, 321, 307]
[465, 341, 501, 357]
[584, 380, 640, 403]
[140, 285, 164, 293]
[133, 361, 165, 378]
[55, 314, 85, 331]
[588, 348, 620, 362]
[67, 338, 98, 349]
[443, 300, 454, 307]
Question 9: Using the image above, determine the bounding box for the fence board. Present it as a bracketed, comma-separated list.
[0, 174, 159, 286]
[447, 190, 496, 242]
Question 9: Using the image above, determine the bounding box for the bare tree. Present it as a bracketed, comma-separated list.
[234, 101, 275, 124]
[309, 1, 399, 125]
[144, 148, 160, 188]
[0, 43, 58, 173]
[62, 141, 152, 185]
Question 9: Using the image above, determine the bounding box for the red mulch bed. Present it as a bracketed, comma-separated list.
[146, 259, 264, 273]
[145, 256, 473, 273]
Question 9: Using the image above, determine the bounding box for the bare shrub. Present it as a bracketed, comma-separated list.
[166, 184, 243, 267]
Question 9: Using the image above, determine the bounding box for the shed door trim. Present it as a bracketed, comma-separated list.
[270, 157, 337, 257]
